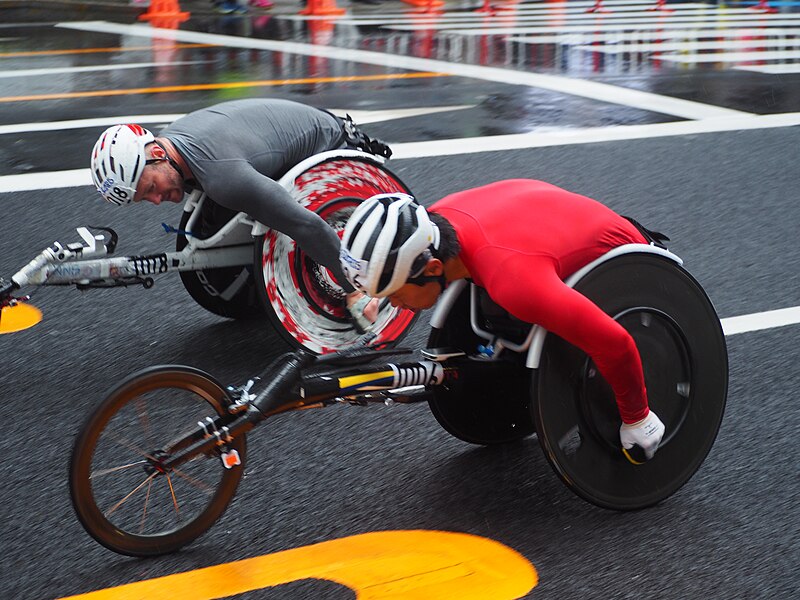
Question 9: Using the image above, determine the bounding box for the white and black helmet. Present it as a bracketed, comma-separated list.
[340, 193, 440, 297]
[90, 124, 155, 206]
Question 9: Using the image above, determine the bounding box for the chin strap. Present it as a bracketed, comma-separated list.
[406, 273, 447, 292]
[405, 239, 447, 291]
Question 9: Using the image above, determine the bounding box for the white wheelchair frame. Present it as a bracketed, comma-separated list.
[9, 149, 386, 290]
[428, 243, 684, 369]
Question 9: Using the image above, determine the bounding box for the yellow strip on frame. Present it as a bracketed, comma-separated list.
[338, 370, 395, 389]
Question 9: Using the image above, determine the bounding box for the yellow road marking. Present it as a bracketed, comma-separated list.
[0, 303, 42, 334]
[0, 43, 215, 58]
[0, 72, 449, 103]
[339, 369, 395, 389]
[58, 530, 537, 599]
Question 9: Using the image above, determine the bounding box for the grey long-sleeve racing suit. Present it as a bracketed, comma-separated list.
[161, 98, 353, 290]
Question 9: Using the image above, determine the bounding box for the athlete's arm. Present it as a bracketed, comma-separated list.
[202, 160, 354, 291]
[484, 254, 649, 424]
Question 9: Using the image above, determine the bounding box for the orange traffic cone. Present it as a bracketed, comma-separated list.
[403, 0, 444, 12]
[300, 0, 345, 17]
[138, 0, 190, 23]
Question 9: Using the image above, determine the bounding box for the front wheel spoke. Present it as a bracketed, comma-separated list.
[166, 473, 180, 519]
[104, 429, 160, 463]
[172, 467, 216, 495]
[104, 472, 158, 519]
[90, 460, 148, 480]
[134, 397, 153, 446]
[138, 478, 153, 534]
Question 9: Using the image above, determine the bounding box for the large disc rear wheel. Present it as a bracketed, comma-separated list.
[533, 254, 728, 510]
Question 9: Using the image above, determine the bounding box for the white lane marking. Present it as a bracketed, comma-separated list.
[388, 13, 800, 30]
[0, 169, 90, 192]
[389, 112, 800, 158]
[4, 112, 800, 193]
[512, 28, 800, 44]
[0, 106, 475, 135]
[656, 49, 800, 63]
[735, 63, 800, 73]
[722, 307, 800, 336]
[0, 115, 184, 135]
[338, 8, 757, 27]
[442, 19, 800, 35]
[56, 21, 746, 120]
[289, 2, 721, 20]
[380, 12, 788, 31]
[323, 105, 474, 124]
[0, 61, 210, 79]
[576, 39, 800, 53]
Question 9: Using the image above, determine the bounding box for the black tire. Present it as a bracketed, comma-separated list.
[254, 157, 418, 354]
[177, 200, 265, 320]
[533, 254, 728, 510]
[69, 366, 247, 557]
[427, 283, 536, 445]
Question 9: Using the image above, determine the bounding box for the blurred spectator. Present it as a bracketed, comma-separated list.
[213, 0, 248, 13]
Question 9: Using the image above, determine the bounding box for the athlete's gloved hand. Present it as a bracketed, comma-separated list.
[620, 410, 665, 463]
[346, 292, 378, 333]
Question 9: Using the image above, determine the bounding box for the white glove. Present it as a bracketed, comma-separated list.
[620, 410, 665, 462]
[347, 293, 378, 333]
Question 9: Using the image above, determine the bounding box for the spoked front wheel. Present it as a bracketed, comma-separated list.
[69, 366, 247, 557]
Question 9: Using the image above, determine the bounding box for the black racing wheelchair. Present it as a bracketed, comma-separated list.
[68, 243, 728, 556]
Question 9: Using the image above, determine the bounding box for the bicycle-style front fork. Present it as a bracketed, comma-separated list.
[159, 353, 452, 472]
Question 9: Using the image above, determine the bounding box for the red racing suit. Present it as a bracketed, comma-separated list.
[430, 179, 650, 423]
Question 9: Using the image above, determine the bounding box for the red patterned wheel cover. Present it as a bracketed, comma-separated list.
[260, 158, 416, 354]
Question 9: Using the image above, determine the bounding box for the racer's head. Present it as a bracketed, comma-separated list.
[90, 125, 184, 206]
[340, 193, 455, 311]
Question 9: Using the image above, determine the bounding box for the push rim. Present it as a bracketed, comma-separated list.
[579, 307, 692, 453]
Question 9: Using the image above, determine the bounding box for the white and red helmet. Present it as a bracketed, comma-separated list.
[90, 124, 155, 206]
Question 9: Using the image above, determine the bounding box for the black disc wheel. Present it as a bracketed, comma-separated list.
[177, 199, 264, 320]
[533, 253, 728, 510]
[255, 157, 418, 354]
[69, 366, 247, 557]
[427, 283, 536, 445]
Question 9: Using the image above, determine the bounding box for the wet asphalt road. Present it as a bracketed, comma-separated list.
[1, 1, 799, 598]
